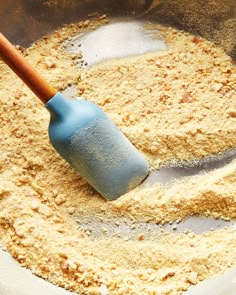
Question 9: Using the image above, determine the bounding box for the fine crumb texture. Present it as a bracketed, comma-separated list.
[78, 24, 236, 168]
[0, 18, 235, 295]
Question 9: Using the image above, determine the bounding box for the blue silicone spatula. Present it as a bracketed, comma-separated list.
[0, 32, 149, 200]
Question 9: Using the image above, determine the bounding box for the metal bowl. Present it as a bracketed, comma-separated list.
[1, 0, 236, 59]
[0, 1, 235, 295]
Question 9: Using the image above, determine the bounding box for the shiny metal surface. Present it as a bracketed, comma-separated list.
[185, 266, 236, 295]
[0, 1, 235, 294]
[1, 0, 235, 59]
[0, 249, 76, 295]
[67, 21, 167, 66]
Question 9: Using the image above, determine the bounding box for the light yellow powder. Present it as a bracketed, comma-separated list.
[0, 19, 235, 295]
[78, 25, 236, 168]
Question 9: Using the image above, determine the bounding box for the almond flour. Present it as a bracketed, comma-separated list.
[0, 19, 235, 295]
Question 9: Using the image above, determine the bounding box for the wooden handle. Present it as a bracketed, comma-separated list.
[0, 33, 57, 103]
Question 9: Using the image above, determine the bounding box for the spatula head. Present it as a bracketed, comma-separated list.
[45, 93, 149, 200]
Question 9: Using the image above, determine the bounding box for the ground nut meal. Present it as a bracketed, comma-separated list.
[0, 16, 235, 295]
